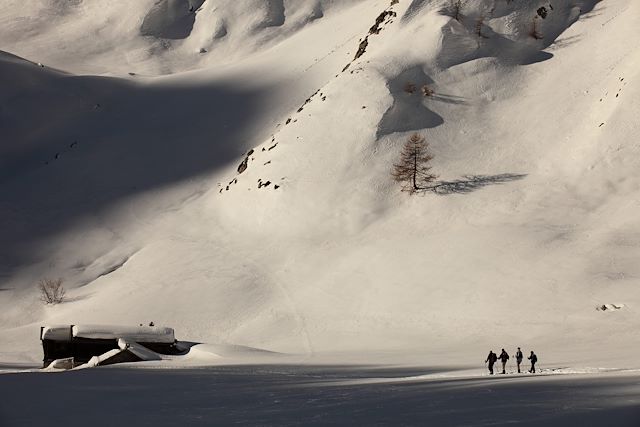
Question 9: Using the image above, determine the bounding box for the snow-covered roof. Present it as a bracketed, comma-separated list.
[41, 325, 175, 343]
[73, 325, 175, 343]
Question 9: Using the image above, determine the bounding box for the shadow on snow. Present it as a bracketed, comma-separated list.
[0, 365, 638, 426]
[0, 51, 274, 276]
[431, 173, 527, 195]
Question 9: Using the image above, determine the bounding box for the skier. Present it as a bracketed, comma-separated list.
[485, 350, 498, 375]
[528, 351, 538, 373]
[498, 349, 510, 374]
[515, 347, 523, 373]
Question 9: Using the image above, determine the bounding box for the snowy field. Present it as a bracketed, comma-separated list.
[1, 365, 640, 426]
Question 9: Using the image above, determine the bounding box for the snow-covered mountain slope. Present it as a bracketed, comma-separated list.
[0, 0, 365, 75]
[1, 0, 639, 366]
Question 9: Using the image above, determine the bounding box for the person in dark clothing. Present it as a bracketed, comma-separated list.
[498, 349, 510, 374]
[515, 347, 523, 373]
[528, 351, 538, 373]
[485, 351, 498, 375]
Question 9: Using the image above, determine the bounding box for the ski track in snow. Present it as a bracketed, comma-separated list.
[274, 256, 315, 357]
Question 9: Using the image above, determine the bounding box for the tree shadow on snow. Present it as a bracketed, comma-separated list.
[430, 93, 467, 105]
[63, 294, 93, 303]
[430, 173, 527, 195]
[548, 35, 582, 51]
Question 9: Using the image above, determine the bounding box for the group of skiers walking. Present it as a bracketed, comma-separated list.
[485, 347, 537, 375]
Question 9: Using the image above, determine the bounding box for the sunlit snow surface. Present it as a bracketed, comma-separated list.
[1, 366, 639, 426]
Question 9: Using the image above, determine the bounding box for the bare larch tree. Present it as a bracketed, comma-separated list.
[392, 133, 437, 194]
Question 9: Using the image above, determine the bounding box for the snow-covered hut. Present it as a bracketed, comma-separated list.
[40, 324, 178, 367]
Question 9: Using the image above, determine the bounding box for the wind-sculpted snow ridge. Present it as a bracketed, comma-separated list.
[0, 0, 367, 75]
[0, 0, 640, 371]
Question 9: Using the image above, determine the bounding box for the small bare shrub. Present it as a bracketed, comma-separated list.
[38, 278, 66, 304]
[404, 82, 417, 94]
[421, 84, 434, 97]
